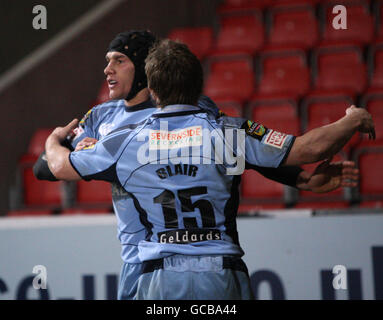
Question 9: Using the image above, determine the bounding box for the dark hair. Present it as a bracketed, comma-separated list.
[145, 39, 203, 107]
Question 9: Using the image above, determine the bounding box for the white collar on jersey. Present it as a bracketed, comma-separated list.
[152, 104, 201, 115]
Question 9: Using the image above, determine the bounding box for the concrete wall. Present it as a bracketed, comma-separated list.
[0, 0, 103, 74]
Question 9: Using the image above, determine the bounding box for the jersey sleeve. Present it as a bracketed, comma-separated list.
[241, 119, 295, 168]
[71, 107, 98, 149]
[69, 133, 122, 182]
[220, 117, 295, 169]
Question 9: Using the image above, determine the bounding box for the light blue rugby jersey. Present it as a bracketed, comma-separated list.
[70, 96, 221, 263]
[69, 104, 296, 262]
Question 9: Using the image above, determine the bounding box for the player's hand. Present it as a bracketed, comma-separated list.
[50, 119, 79, 143]
[345, 105, 376, 140]
[308, 158, 359, 193]
[75, 137, 98, 151]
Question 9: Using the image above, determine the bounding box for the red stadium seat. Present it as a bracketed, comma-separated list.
[204, 56, 255, 102]
[256, 49, 310, 98]
[241, 168, 285, 203]
[376, 3, 383, 41]
[249, 98, 300, 135]
[358, 148, 383, 196]
[217, 0, 272, 15]
[358, 200, 383, 209]
[361, 92, 383, 141]
[16, 129, 64, 209]
[214, 14, 264, 54]
[22, 162, 63, 206]
[27, 128, 53, 157]
[168, 27, 213, 60]
[75, 180, 112, 206]
[217, 0, 320, 15]
[267, 5, 319, 49]
[312, 45, 367, 95]
[353, 144, 383, 204]
[321, 0, 371, 3]
[302, 93, 354, 131]
[302, 93, 361, 152]
[368, 43, 383, 89]
[214, 98, 243, 117]
[61, 208, 112, 215]
[320, 2, 374, 46]
[259, 117, 300, 136]
[274, 0, 321, 5]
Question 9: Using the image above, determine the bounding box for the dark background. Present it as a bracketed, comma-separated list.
[0, 0, 223, 215]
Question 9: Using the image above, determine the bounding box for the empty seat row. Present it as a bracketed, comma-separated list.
[18, 162, 113, 211]
[12, 128, 113, 214]
[202, 44, 383, 103]
[217, 91, 383, 143]
[169, 1, 382, 60]
[217, 0, 366, 13]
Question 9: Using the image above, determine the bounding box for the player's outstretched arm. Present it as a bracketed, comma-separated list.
[284, 105, 375, 166]
[295, 159, 359, 193]
[45, 119, 81, 181]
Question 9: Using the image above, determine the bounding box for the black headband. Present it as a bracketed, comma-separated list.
[108, 30, 156, 101]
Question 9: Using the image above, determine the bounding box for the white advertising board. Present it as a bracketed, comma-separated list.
[0, 213, 382, 300]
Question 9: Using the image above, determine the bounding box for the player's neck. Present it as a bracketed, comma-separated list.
[124, 88, 150, 107]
